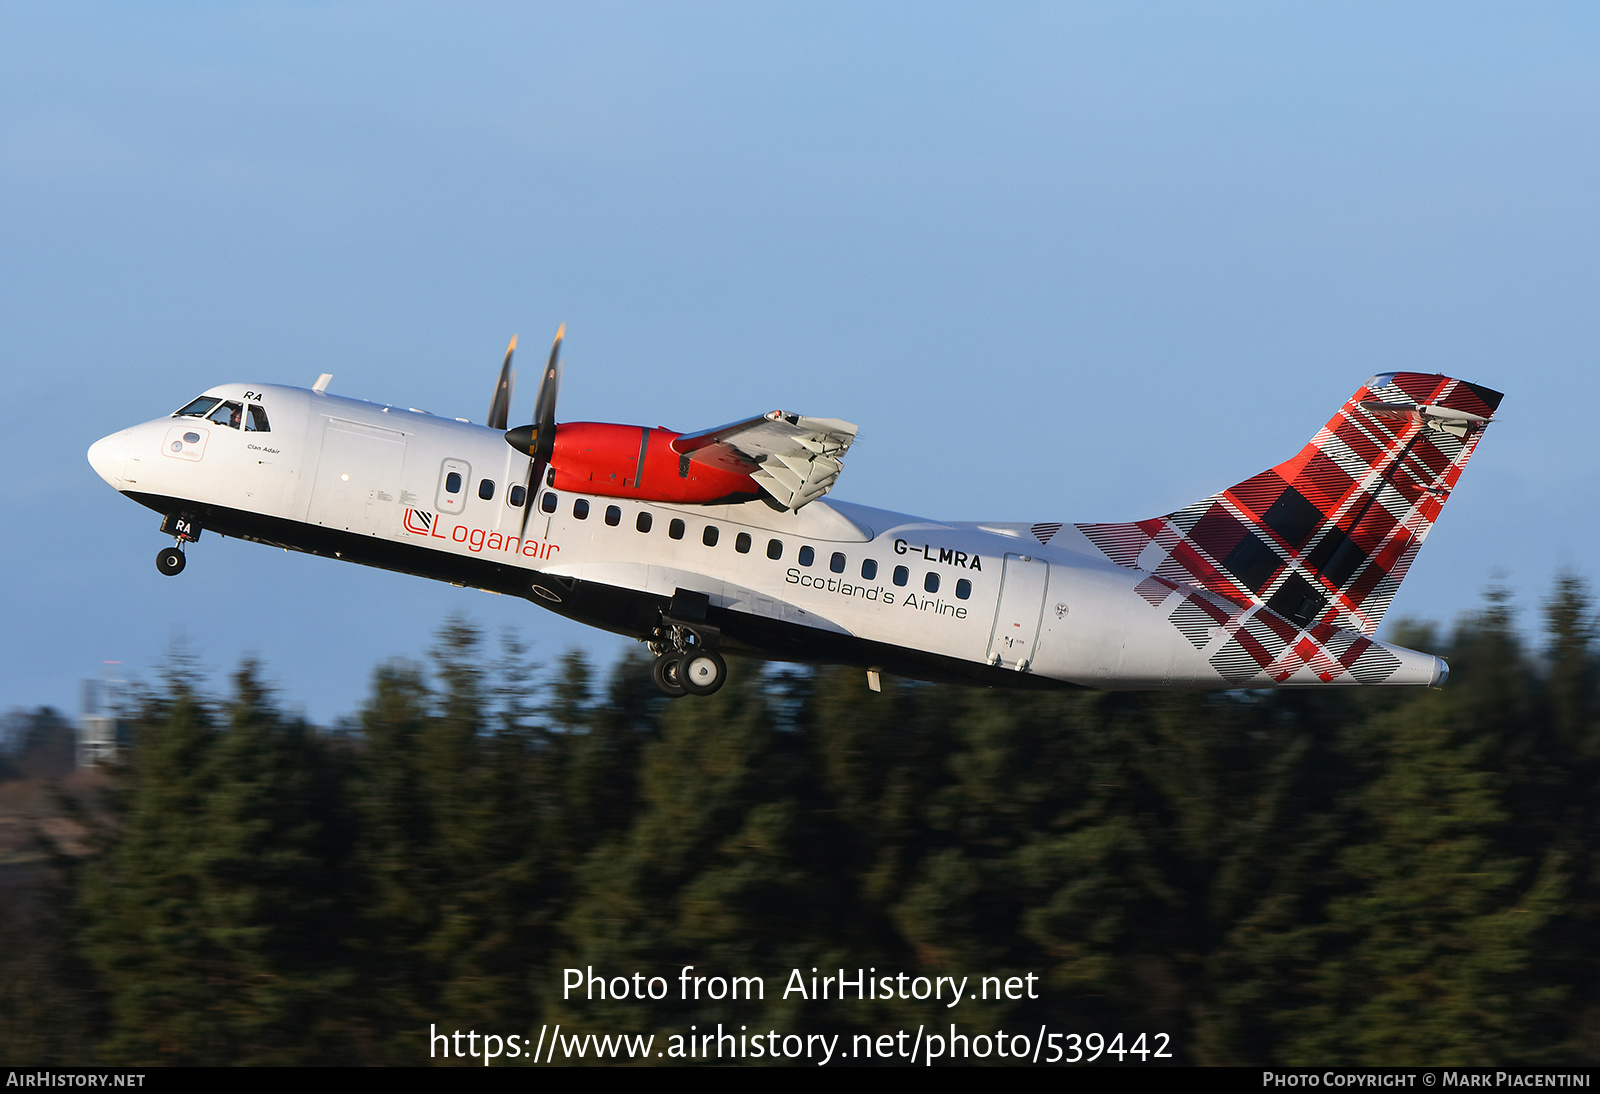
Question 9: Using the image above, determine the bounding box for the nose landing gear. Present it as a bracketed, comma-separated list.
[156, 514, 203, 576]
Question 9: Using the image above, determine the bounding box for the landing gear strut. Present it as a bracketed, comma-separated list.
[646, 589, 727, 698]
[156, 514, 202, 576]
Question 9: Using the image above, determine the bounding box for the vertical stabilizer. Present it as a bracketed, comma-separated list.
[1067, 373, 1501, 684]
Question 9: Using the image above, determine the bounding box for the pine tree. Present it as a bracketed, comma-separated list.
[1282, 597, 1563, 1065]
[82, 664, 357, 1064]
[554, 659, 824, 1039]
[1544, 574, 1600, 760]
[1526, 576, 1600, 1059]
[350, 621, 562, 1060]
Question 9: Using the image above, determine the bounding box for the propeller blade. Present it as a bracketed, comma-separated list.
[504, 325, 564, 457]
[517, 454, 546, 543]
[532, 323, 563, 463]
[487, 335, 517, 431]
[509, 324, 564, 542]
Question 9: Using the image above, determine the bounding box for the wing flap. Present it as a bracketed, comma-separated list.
[670, 410, 858, 510]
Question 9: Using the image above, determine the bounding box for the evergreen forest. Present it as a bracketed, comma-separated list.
[3, 577, 1599, 1067]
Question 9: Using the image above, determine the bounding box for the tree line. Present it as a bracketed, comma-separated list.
[2, 576, 1597, 1065]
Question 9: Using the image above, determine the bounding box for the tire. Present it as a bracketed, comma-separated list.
[680, 650, 727, 696]
[157, 547, 186, 576]
[651, 654, 687, 698]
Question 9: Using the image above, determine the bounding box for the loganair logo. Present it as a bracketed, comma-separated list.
[402, 508, 559, 560]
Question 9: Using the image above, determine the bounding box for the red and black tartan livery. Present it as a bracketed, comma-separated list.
[1067, 373, 1502, 685]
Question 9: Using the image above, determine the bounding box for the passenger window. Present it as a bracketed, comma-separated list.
[669, 519, 685, 540]
[509, 484, 526, 508]
[703, 526, 719, 547]
[956, 578, 972, 600]
[540, 491, 558, 514]
[479, 479, 495, 501]
[830, 552, 846, 573]
[637, 512, 653, 533]
[767, 539, 783, 560]
[174, 396, 220, 418]
[446, 472, 463, 494]
[207, 401, 244, 429]
[925, 572, 940, 593]
[605, 505, 621, 526]
[798, 546, 815, 567]
[573, 499, 589, 520]
[893, 566, 909, 586]
[861, 559, 878, 580]
[245, 405, 270, 432]
[735, 532, 752, 554]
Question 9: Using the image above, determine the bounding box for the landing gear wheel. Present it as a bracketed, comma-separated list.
[680, 650, 727, 696]
[652, 654, 687, 698]
[156, 547, 186, 576]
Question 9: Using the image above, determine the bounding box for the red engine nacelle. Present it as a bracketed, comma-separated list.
[548, 422, 762, 505]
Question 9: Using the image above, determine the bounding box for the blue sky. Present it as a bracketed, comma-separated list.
[3, 3, 1596, 723]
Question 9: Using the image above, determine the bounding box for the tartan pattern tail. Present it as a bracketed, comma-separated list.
[1072, 373, 1501, 673]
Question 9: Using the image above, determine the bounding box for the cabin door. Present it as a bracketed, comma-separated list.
[986, 554, 1050, 671]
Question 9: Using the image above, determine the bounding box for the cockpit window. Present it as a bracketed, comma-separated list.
[206, 401, 244, 429]
[245, 404, 270, 432]
[174, 397, 220, 418]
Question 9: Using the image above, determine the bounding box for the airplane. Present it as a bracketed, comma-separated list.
[87, 328, 1502, 697]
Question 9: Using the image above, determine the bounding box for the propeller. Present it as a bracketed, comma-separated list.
[487, 335, 517, 431]
[506, 324, 564, 541]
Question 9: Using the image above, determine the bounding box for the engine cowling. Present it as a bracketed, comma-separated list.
[549, 422, 762, 505]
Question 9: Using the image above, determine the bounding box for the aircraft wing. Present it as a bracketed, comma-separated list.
[670, 411, 858, 510]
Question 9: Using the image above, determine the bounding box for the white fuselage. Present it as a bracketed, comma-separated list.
[88, 382, 1446, 689]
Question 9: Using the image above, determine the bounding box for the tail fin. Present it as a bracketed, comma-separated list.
[1075, 373, 1502, 638]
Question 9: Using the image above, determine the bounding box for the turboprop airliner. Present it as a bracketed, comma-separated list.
[87, 329, 1501, 697]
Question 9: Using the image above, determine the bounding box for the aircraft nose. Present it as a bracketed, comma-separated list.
[88, 430, 131, 487]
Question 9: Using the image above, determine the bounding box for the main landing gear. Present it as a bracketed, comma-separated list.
[649, 632, 728, 698]
[156, 514, 202, 576]
[646, 589, 728, 698]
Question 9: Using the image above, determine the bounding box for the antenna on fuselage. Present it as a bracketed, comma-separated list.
[312, 374, 333, 394]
